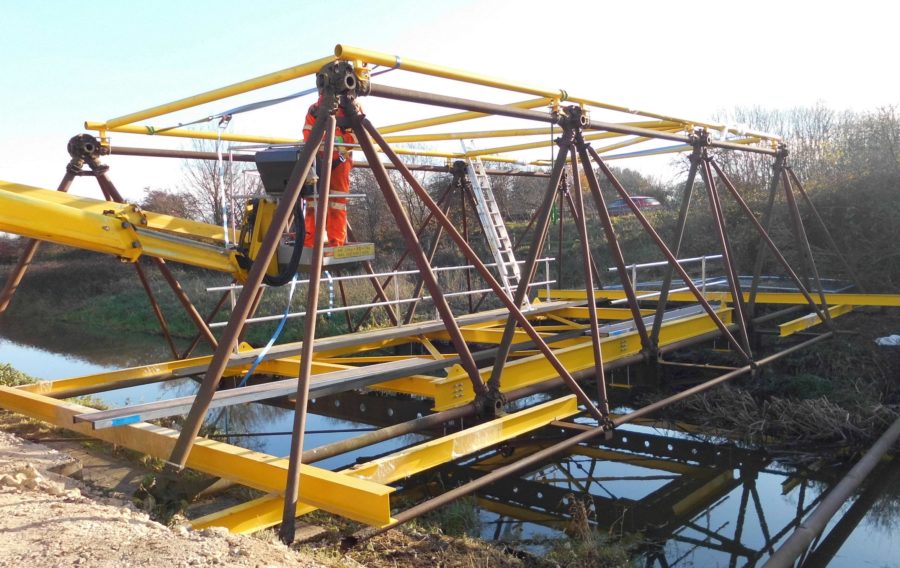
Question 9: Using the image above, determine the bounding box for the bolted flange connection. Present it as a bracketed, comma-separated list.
[67, 133, 109, 174]
[688, 128, 712, 148]
[474, 388, 507, 419]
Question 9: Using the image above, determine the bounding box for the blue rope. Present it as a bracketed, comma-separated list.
[237, 276, 300, 388]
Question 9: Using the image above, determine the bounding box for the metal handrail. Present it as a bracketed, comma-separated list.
[207, 257, 556, 328]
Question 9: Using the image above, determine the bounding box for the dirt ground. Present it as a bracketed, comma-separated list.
[0, 430, 323, 568]
[0, 429, 546, 568]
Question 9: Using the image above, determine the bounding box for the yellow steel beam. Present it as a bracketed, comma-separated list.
[539, 289, 900, 308]
[778, 305, 853, 337]
[0, 182, 241, 276]
[17, 355, 220, 399]
[0, 387, 394, 526]
[381, 120, 682, 144]
[100, 55, 336, 129]
[428, 308, 731, 410]
[377, 97, 551, 135]
[191, 395, 579, 533]
[0, 181, 235, 243]
[477, 497, 566, 525]
[85, 122, 299, 145]
[671, 471, 737, 518]
[552, 307, 656, 320]
[335, 44, 780, 142]
[465, 126, 682, 159]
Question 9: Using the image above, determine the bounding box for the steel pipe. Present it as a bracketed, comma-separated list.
[280, 114, 337, 545]
[762, 414, 900, 568]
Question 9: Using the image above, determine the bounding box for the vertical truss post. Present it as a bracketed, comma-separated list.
[747, 151, 787, 318]
[649, 146, 701, 349]
[568, 145, 610, 416]
[487, 126, 573, 393]
[574, 129, 651, 353]
[698, 150, 753, 357]
[279, 113, 336, 545]
[352, 113, 490, 404]
[361, 114, 605, 422]
[584, 141, 751, 362]
[168, 62, 337, 468]
[780, 168, 833, 328]
[133, 261, 179, 358]
[709, 158, 829, 323]
[0, 170, 76, 315]
[787, 167, 866, 293]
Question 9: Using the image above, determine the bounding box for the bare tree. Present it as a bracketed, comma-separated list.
[180, 137, 262, 227]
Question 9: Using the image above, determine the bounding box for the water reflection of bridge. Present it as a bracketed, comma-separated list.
[310, 389, 833, 567]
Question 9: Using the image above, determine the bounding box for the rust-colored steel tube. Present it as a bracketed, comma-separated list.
[787, 167, 865, 293]
[487, 128, 572, 392]
[568, 145, 609, 416]
[576, 139, 650, 349]
[279, 115, 337, 545]
[698, 155, 752, 356]
[781, 169, 833, 328]
[134, 262, 179, 358]
[762, 413, 900, 568]
[650, 149, 700, 347]
[351, 183, 456, 331]
[747, 154, 786, 318]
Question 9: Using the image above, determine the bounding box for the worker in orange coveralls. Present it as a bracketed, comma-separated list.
[302, 94, 356, 248]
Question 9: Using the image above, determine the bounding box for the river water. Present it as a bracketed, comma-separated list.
[1, 334, 897, 567]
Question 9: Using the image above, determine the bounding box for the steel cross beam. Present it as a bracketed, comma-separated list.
[0, 386, 394, 526]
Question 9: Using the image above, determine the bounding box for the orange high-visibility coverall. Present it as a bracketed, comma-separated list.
[302, 96, 354, 247]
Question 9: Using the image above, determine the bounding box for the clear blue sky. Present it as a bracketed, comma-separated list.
[2, 0, 896, 200]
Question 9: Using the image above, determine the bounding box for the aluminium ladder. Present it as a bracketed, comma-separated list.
[461, 140, 528, 306]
